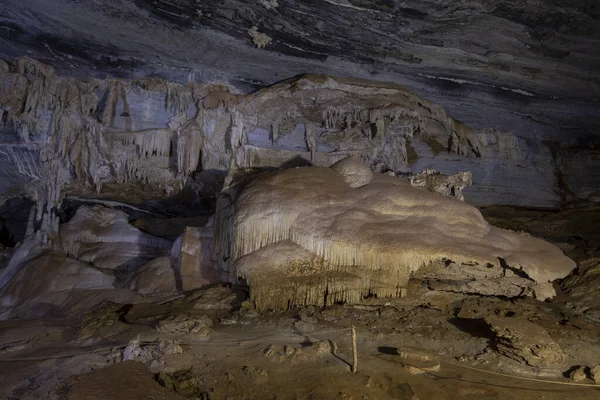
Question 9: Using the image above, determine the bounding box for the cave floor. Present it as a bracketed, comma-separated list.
[1, 281, 600, 400]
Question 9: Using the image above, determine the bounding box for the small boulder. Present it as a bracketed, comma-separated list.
[331, 157, 373, 188]
[570, 366, 588, 382]
[156, 314, 212, 337]
[485, 316, 564, 368]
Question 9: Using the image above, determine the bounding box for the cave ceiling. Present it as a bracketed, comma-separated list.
[0, 0, 599, 140]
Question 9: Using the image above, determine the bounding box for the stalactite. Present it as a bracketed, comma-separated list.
[175, 113, 203, 175]
[105, 129, 172, 158]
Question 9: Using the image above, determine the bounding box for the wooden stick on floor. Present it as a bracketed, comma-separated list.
[351, 325, 358, 373]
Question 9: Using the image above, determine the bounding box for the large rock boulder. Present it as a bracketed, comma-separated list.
[124, 256, 178, 295]
[0, 250, 114, 313]
[485, 316, 564, 369]
[59, 205, 172, 270]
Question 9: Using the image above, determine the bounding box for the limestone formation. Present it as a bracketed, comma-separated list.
[570, 366, 588, 382]
[486, 316, 565, 369]
[0, 56, 590, 255]
[59, 205, 172, 270]
[219, 159, 575, 310]
[155, 314, 212, 337]
[408, 169, 472, 201]
[590, 364, 600, 384]
[248, 26, 272, 49]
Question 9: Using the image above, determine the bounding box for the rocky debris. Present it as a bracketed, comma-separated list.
[415, 259, 538, 299]
[590, 364, 600, 384]
[186, 285, 245, 311]
[569, 366, 588, 382]
[485, 316, 564, 368]
[408, 169, 472, 201]
[157, 368, 205, 398]
[156, 314, 213, 337]
[122, 336, 183, 369]
[242, 365, 269, 383]
[124, 303, 172, 324]
[403, 364, 439, 376]
[311, 340, 337, 356]
[263, 344, 307, 363]
[320, 306, 348, 322]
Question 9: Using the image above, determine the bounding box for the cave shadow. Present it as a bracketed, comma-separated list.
[280, 156, 313, 169]
[378, 346, 400, 356]
[448, 317, 495, 340]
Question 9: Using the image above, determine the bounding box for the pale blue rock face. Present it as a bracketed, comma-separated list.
[410, 139, 560, 208]
[0, 0, 598, 209]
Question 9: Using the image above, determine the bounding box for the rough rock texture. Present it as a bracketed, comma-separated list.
[408, 169, 472, 200]
[560, 258, 600, 322]
[570, 366, 588, 382]
[590, 364, 600, 384]
[59, 205, 172, 270]
[155, 314, 212, 337]
[0, 56, 597, 248]
[486, 316, 565, 369]
[481, 204, 600, 262]
[220, 161, 575, 310]
[0, 1, 597, 137]
[331, 157, 374, 188]
[186, 286, 245, 311]
[0, 1, 597, 212]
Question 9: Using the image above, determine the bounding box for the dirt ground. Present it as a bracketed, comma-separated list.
[1, 279, 600, 400]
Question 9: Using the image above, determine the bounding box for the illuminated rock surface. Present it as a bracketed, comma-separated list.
[224, 162, 575, 310]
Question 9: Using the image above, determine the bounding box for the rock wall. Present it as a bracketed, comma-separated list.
[0, 57, 596, 239]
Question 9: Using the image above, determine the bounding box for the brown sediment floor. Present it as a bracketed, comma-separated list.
[1, 281, 600, 400]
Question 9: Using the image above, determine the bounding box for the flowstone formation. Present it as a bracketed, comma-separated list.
[217, 157, 576, 311]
